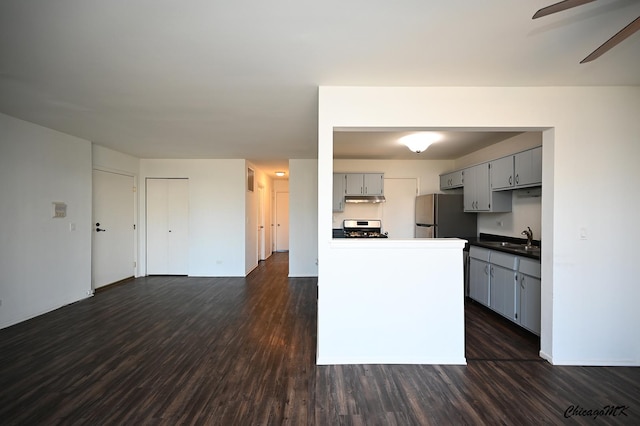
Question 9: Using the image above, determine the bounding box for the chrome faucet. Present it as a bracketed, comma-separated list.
[521, 226, 533, 247]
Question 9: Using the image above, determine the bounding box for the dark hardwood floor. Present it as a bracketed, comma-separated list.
[1, 252, 638, 425]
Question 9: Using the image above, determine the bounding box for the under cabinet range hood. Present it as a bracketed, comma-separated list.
[344, 195, 386, 204]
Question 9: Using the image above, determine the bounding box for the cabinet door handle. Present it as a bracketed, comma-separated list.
[490, 266, 494, 277]
[521, 276, 525, 289]
[515, 174, 519, 185]
[509, 176, 512, 185]
[484, 264, 489, 275]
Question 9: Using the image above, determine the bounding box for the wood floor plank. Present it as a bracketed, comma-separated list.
[1, 253, 639, 425]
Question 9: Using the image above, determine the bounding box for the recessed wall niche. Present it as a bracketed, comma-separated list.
[247, 168, 255, 192]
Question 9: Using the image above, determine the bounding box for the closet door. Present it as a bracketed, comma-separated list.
[146, 178, 189, 275]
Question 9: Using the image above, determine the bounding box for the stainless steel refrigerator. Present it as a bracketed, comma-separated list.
[415, 194, 477, 238]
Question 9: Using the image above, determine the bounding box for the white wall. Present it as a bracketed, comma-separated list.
[139, 159, 247, 277]
[318, 86, 640, 366]
[92, 144, 140, 175]
[289, 159, 318, 277]
[0, 113, 92, 329]
[319, 239, 466, 364]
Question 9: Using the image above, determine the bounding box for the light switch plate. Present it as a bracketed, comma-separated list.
[53, 202, 67, 218]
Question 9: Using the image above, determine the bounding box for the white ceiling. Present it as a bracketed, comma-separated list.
[1, 1, 639, 176]
[334, 130, 525, 160]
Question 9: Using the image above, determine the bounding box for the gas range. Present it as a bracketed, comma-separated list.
[342, 219, 388, 238]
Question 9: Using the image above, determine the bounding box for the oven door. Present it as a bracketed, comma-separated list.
[415, 224, 434, 238]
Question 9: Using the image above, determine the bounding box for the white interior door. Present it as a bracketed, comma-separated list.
[381, 178, 418, 239]
[146, 178, 189, 275]
[92, 170, 135, 288]
[275, 192, 289, 252]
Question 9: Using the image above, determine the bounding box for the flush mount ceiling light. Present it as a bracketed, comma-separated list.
[275, 171, 286, 177]
[399, 132, 443, 153]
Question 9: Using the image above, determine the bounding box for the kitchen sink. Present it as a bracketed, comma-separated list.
[480, 240, 540, 254]
[482, 241, 522, 248]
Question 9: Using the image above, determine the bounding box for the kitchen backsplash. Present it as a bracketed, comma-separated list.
[333, 203, 383, 228]
[477, 190, 541, 239]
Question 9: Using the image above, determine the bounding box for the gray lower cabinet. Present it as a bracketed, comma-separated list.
[469, 246, 541, 335]
[488, 251, 518, 321]
[517, 257, 541, 335]
[469, 247, 491, 306]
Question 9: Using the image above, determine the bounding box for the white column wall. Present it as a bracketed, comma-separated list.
[0, 113, 92, 329]
[289, 159, 318, 277]
[318, 86, 640, 366]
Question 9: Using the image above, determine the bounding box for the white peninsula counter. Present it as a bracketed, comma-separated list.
[317, 238, 467, 365]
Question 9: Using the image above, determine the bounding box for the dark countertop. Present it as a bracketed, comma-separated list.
[469, 233, 541, 260]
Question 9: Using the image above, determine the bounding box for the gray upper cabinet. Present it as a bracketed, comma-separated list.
[490, 146, 542, 191]
[514, 146, 542, 188]
[464, 164, 511, 212]
[439, 170, 464, 190]
[345, 173, 384, 196]
[333, 173, 346, 212]
[490, 156, 515, 190]
[464, 164, 490, 211]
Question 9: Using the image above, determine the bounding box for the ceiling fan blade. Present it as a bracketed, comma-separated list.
[532, 0, 596, 19]
[581, 16, 640, 63]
